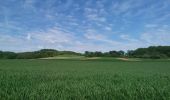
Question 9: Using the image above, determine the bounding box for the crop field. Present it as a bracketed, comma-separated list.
[0, 59, 170, 100]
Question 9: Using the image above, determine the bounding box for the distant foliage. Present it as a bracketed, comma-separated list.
[127, 46, 170, 59]
[84, 46, 170, 58]
[0, 51, 17, 59]
[84, 51, 125, 57]
[0, 49, 81, 59]
[0, 46, 170, 59]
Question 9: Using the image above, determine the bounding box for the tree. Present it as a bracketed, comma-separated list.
[109, 51, 121, 57]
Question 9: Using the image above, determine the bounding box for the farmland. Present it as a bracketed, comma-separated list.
[0, 59, 170, 100]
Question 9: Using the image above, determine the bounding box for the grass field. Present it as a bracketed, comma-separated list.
[0, 59, 170, 100]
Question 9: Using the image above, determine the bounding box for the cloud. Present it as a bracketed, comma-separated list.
[0, 33, 29, 52]
[63, 0, 73, 10]
[84, 29, 104, 39]
[28, 27, 75, 44]
[145, 24, 158, 28]
[105, 26, 112, 31]
[84, 29, 120, 45]
[140, 32, 170, 46]
[23, 0, 35, 9]
[155, 14, 170, 22]
[0, 26, 79, 52]
[0, 21, 23, 32]
[26, 34, 31, 40]
[86, 14, 106, 22]
[1, 0, 170, 52]
[0, 34, 21, 44]
[111, 1, 132, 15]
[84, 8, 106, 22]
[120, 34, 139, 42]
[68, 22, 79, 26]
[141, 29, 170, 45]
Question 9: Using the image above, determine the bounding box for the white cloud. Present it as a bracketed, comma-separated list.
[145, 24, 158, 28]
[111, 1, 132, 15]
[84, 29, 120, 45]
[63, 0, 73, 10]
[86, 13, 106, 22]
[0, 33, 23, 44]
[26, 34, 31, 40]
[141, 26, 170, 45]
[120, 34, 139, 42]
[156, 14, 170, 22]
[23, 0, 36, 11]
[84, 29, 104, 40]
[1, 0, 170, 52]
[28, 27, 75, 44]
[105, 26, 112, 31]
[0, 26, 79, 52]
[84, 8, 106, 22]
[84, 32, 106, 41]
[141, 32, 170, 45]
[68, 22, 79, 26]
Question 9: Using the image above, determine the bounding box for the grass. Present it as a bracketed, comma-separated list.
[0, 59, 170, 100]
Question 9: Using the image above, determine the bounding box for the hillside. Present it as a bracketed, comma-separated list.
[0, 49, 81, 59]
[0, 46, 170, 59]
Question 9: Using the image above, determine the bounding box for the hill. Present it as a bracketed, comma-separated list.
[0, 46, 170, 59]
[0, 49, 81, 59]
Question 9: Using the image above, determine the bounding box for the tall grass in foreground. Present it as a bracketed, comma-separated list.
[0, 59, 170, 100]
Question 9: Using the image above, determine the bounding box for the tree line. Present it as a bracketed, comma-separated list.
[84, 46, 170, 59]
[84, 50, 125, 57]
[0, 49, 81, 59]
[127, 46, 170, 59]
[0, 46, 170, 59]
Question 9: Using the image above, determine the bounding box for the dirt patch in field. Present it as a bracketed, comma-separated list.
[40, 57, 56, 59]
[41, 57, 72, 59]
[40, 56, 84, 60]
[116, 58, 141, 61]
[116, 58, 129, 61]
[86, 57, 101, 59]
[81, 57, 101, 60]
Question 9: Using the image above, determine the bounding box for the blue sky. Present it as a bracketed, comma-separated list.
[0, 0, 170, 52]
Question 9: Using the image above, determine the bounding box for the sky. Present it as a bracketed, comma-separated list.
[0, 0, 170, 52]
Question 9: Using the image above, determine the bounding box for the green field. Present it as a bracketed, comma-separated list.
[0, 59, 170, 100]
